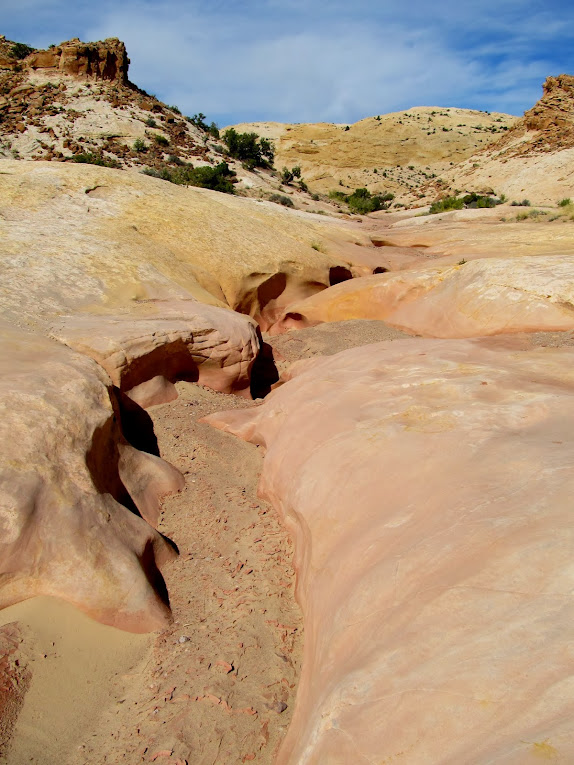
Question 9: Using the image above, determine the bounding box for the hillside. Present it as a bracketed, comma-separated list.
[231, 76, 574, 208]
[436, 74, 574, 205]
[230, 107, 517, 203]
[0, 36, 332, 212]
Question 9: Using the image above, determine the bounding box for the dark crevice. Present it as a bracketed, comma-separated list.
[115, 388, 160, 456]
[250, 328, 280, 398]
[329, 266, 353, 286]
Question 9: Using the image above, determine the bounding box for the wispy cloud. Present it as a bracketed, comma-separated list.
[3, 0, 573, 124]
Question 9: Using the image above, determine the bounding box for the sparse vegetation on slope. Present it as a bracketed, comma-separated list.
[429, 192, 504, 214]
[142, 161, 237, 193]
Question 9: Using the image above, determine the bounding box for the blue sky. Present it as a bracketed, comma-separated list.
[2, 0, 573, 126]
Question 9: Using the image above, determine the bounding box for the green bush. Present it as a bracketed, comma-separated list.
[329, 188, 394, 213]
[429, 193, 504, 214]
[152, 133, 169, 147]
[168, 105, 181, 114]
[133, 138, 147, 152]
[142, 161, 236, 193]
[222, 128, 274, 168]
[10, 42, 35, 60]
[145, 117, 157, 128]
[558, 198, 571, 207]
[269, 193, 294, 207]
[429, 196, 464, 214]
[72, 152, 121, 169]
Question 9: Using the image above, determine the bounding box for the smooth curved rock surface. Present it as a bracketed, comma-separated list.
[0, 160, 362, 331]
[271, 255, 574, 337]
[206, 338, 574, 764]
[51, 300, 259, 408]
[0, 326, 183, 632]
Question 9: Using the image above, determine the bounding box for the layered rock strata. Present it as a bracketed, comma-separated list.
[51, 301, 260, 408]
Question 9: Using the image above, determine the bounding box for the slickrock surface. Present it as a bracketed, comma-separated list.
[0, 160, 365, 329]
[271, 255, 574, 337]
[206, 337, 574, 764]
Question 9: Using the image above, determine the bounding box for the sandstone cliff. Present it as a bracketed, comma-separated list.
[0, 36, 129, 85]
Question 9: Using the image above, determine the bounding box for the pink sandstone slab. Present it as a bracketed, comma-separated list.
[270, 255, 574, 338]
[205, 337, 574, 764]
[0, 326, 184, 632]
[50, 300, 260, 407]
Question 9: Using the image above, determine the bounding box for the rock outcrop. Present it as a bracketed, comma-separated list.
[270, 255, 574, 337]
[0, 326, 181, 632]
[0, 37, 129, 85]
[52, 302, 260, 408]
[206, 337, 574, 764]
[0, 160, 361, 330]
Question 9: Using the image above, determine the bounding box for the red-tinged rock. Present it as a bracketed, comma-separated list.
[150, 750, 173, 762]
[206, 337, 574, 764]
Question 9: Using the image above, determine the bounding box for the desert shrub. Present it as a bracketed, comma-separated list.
[222, 128, 274, 168]
[269, 193, 294, 207]
[429, 196, 464, 214]
[168, 104, 181, 114]
[558, 198, 571, 207]
[347, 188, 393, 214]
[511, 199, 531, 207]
[280, 166, 301, 185]
[298, 179, 309, 193]
[152, 133, 169, 147]
[461, 192, 501, 209]
[329, 188, 394, 214]
[142, 161, 236, 193]
[72, 152, 120, 169]
[10, 42, 35, 59]
[133, 138, 147, 152]
[144, 117, 157, 128]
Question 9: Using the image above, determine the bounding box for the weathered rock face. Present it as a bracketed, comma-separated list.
[523, 74, 574, 148]
[270, 255, 574, 337]
[0, 37, 130, 85]
[0, 326, 183, 632]
[206, 338, 574, 764]
[0, 160, 364, 632]
[51, 301, 260, 408]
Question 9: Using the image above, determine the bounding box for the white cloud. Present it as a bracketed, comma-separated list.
[4, 0, 574, 123]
